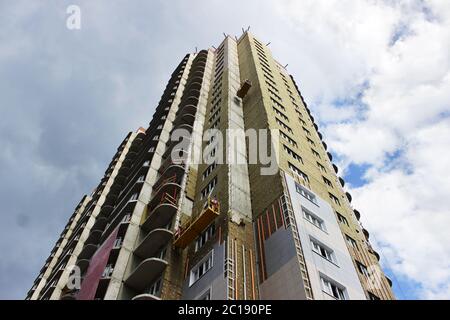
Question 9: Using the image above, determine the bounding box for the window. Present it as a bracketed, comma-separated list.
[148, 147, 155, 153]
[311, 239, 336, 263]
[345, 235, 358, 250]
[321, 276, 347, 300]
[311, 148, 321, 159]
[284, 146, 303, 164]
[302, 127, 311, 137]
[276, 118, 293, 133]
[143, 160, 150, 167]
[289, 163, 309, 183]
[108, 234, 121, 247]
[130, 192, 139, 202]
[317, 162, 326, 173]
[336, 212, 349, 226]
[201, 176, 217, 199]
[280, 131, 298, 147]
[197, 288, 211, 300]
[137, 175, 145, 182]
[190, 250, 214, 286]
[303, 207, 325, 231]
[357, 261, 370, 277]
[329, 193, 341, 206]
[153, 135, 159, 141]
[102, 264, 114, 278]
[307, 137, 316, 146]
[295, 183, 317, 204]
[323, 176, 333, 188]
[273, 107, 289, 121]
[147, 278, 162, 296]
[195, 224, 216, 252]
[202, 162, 217, 180]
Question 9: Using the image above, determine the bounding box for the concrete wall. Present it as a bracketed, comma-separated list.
[284, 173, 366, 300]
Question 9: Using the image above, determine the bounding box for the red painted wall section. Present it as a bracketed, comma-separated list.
[76, 226, 119, 300]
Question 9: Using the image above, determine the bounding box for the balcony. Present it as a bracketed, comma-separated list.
[332, 164, 338, 174]
[176, 104, 197, 118]
[99, 204, 114, 218]
[322, 141, 328, 150]
[151, 175, 182, 199]
[131, 293, 161, 301]
[363, 228, 370, 240]
[327, 152, 333, 161]
[134, 228, 173, 259]
[77, 244, 97, 260]
[339, 177, 345, 187]
[92, 216, 108, 231]
[76, 259, 90, 274]
[353, 209, 361, 220]
[125, 258, 168, 291]
[142, 194, 178, 232]
[85, 229, 102, 246]
[158, 162, 185, 180]
[345, 192, 352, 203]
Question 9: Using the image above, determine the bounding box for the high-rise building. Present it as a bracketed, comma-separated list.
[27, 32, 394, 301]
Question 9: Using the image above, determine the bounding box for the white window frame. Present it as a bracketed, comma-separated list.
[189, 250, 214, 286]
[295, 183, 317, 204]
[195, 224, 216, 252]
[310, 238, 336, 264]
[302, 207, 325, 231]
[320, 275, 347, 300]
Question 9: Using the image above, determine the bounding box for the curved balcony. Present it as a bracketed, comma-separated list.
[114, 174, 127, 185]
[313, 123, 318, 131]
[125, 258, 168, 291]
[180, 95, 199, 107]
[386, 276, 393, 287]
[339, 177, 345, 187]
[186, 81, 202, 92]
[85, 229, 102, 245]
[122, 157, 134, 168]
[174, 112, 195, 127]
[159, 163, 185, 180]
[185, 75, 204, 87]
[372, 250, 380, 261]
[363, 228, 370, 240]
[103, 193, 118, 207]
[76, 259, 90, 274]
[118, 164, 131, 177]
[318, 131, 323, 140]
[78, 244, 97, 260]
[132, 293, 161, 301]
[176, 104, 197, 118]
[61, 290, 79, 300]
[92, 217, 108, 230]
[345, 192, 352, 203]
[353, 209, 361, 220]
[129, 140, 143, 153]
[152, 180, 181, 201]
[163, 147, 189, 163]
[327, 152, 333, 161]
[174, 122, 194, 132]
[99, 204, 114, 218]
[134, 228, 173, 259]
[188, 70, 205, 80]
[332, 163, 338, 174]
[127, 149, 139, 158]
[322, 141, 328, 150]
[109, 181, 123, 194]
[142, 199, 178, 232]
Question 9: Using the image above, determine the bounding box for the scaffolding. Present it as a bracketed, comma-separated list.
[173, 197, 220, 248]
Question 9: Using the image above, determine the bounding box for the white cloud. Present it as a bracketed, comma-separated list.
[274, 0, 450, 299]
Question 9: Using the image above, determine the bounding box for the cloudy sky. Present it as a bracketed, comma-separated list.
[1, 0, 449, 300]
